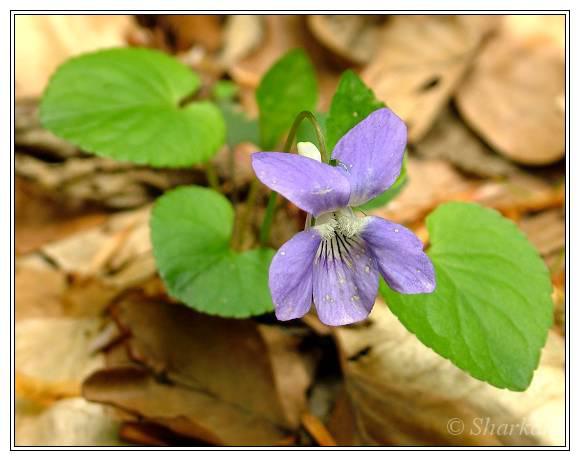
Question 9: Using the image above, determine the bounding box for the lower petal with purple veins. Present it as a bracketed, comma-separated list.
[361, 217, 436, 294]
[269, 229, 321, 321]
[312, 235, 379, 326]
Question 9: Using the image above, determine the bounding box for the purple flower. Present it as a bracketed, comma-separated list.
[252, 108, 435, 326]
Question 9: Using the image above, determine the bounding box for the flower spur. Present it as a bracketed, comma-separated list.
[252, 108, 435, 326]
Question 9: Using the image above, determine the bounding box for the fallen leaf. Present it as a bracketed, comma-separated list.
[455, 15, 565, 165]
[84, 365, 289, 446]
[15, 266, 67, 320]
[15, 15, 135, 98]
[307, 15, 383, 65]
[518, 209, 565, 258]
[362, 15, 496, 142]
[16, 317, 105, 385]
[83, 293, 313, 445]
[379, 158, 474, 224]
[15, 177, 108, 255]
[219, 15, 264, 67]
[155, 15, 223, 52]
[333, 304, 565, 446]
[414, 108, 517, 178]
[16, 397, 121, 446]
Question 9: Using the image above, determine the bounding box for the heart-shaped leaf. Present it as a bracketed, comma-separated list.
[380, 202, 553, 391]
[256, 49, 318, 149]
[151, 186, 274, 317]
[40, 48, 225, 167]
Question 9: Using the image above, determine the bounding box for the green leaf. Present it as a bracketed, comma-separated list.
[256, 49, 318, 149]
[380, 202, 553, 391]
[218, 101, 260, 148]
[326, 69, 384, 152]
[151, 186, 274, 317]
[359, 155, 408, 211]
[40, 48, 225, 168]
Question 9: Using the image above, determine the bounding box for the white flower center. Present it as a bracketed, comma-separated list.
[313, 209, 367, 241]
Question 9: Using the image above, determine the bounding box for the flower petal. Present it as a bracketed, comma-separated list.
[252, 152, 351, 216]
[361, 217, 435, 294]
[332, 108, 407, 206]
[269, 229, 321, 321]
[312, 236, 379, 326]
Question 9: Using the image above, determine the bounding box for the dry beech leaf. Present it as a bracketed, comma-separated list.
[414, 109, 517, 179]
[15, 177, 108, 255]
[16, 317, 105, 385]
[15, 266, 67, 321]
[230, 15, 306, 88]
[378, 158, 474, 224]
[15, 15, 134, 98]
[473, 173, 563, 217]
[307, 15, 383, 65]
[219, 15, 264, 67]
[333, 304, 565, 446]
[41, 208, 150, 277]
[84, 366, 288, 446]
[155, 15, 223, 52]
[362, 15, 496, 142]
[455, 15, 565, 165]
[519, 209, 565, 258]
[16, 397, 121, 446]
[83, 293, 312, 445]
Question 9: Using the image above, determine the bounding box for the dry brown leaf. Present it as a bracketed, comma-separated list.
[362, 15, 496, 142]
[155, 15, 223, 52]
[16, 397, 121, 446]
[230, 15, 306, 88]
[219, 15, 264, 67]
[414, 108, 517, 178]
[16, 317, 105, 386]
[473, 174, 563, 218]
[333, 303, 565, 446]
[15, 266, 67, 320]
[15, 177, 109, 255]
[41, 208, 150, 277]
[378, 158, 475, 224]
[83, 293, 313, 445]
[455, 15, 565, 165]
[15, 15, 135, 98]
[519, 209, 565, 259]
[307, 15, 383, 65]
[84, 365, 289, 446]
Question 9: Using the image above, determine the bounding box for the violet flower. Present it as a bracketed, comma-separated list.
[252, 108, 435, 326]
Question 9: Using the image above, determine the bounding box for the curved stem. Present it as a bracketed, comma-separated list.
[258, 111, 326, 246]
[283, 111, 328, 162]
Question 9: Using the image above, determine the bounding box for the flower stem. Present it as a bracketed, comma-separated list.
[205, 161, 220, 191]
[258, 111, 326, 246]
[259, 191, 278, 245]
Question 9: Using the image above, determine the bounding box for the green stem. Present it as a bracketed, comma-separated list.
[205, 161, 220, 191]
[232, 178, 259, 250]
[259, 191, 278, 246]
[258, 111, 326, 246]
